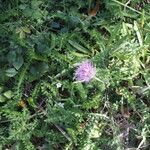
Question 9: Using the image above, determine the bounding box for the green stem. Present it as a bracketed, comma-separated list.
[94, 77, 104, 84]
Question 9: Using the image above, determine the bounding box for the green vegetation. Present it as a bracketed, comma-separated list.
[0, 0, 150, 149]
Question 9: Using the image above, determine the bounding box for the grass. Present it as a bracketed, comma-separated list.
[0, 0, 150, 149]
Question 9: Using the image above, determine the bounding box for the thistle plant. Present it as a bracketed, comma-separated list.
[75, 60, 96, 83]
[0, 0, 150, 150]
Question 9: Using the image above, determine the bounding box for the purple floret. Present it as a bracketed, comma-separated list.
[75, 60, 96, 83]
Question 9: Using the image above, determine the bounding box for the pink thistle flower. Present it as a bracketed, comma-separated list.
[75, 60, 96, 83]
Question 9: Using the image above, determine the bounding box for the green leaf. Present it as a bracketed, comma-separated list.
[74, 83, 87, 100]
[5, 68, 18, 77]
[68, 40, 89, 54]
[3, 90, 13, 99]
[22, 27, 31, 34]
[0, 86, 4, 93]
[29, 62, 49, 80]
[71, 52, 89, 57]
[134, 21, 143, 46]
[7, 51, 16, 63]
[27, 97, 37, 108]
[12, 56, 24, 70]
[0, 95, 6, 102]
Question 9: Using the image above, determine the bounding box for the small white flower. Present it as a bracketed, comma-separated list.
[57, 102, 64, 108]
[56, 82, 62, 88]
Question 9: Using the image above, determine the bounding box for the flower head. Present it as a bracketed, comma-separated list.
[56, 83, 62, 88]
[75, 60, 96, 83]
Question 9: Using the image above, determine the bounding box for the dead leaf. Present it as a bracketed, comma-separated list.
[88, 0, 99, 16]
[18, 100, 26, 108]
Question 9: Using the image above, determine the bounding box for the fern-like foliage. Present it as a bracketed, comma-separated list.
[0, 0, 150, 149]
